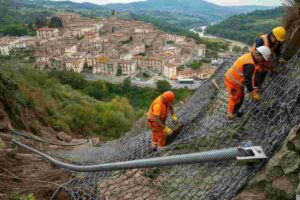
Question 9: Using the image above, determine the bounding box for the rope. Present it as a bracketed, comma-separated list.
[12, 140, 263, 172]
[11, 130, 89, 147]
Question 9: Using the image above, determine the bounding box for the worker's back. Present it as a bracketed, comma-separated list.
[225, 53, 255, 86]
[147, 95, 169, 123]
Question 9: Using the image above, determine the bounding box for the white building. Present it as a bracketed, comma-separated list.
[0, 44, 10, 56]
[196, 44, 206, 57]
[0, 37, 29, 56]
[163, 63, 177, 79]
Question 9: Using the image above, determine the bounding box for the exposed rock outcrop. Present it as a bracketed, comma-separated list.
[235, 125, 300, 200]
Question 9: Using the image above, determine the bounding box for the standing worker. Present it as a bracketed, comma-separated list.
[251, 26, 287, 89]
[147, 91, 178, 151]
[225, 46, 272, 120]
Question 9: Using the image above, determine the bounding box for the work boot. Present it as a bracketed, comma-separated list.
[227, 112, 236, 120]
[151, 143, 158, 152]
[236, 112, 244, 118]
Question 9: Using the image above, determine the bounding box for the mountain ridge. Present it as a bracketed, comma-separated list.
[105, 0, 273, 22]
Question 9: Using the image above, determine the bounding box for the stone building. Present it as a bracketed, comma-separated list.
[93, 59, 118, 76]
[54, 13, 81, 26]
[37, 27, 59, 40]
[119, 60, 137, 76]
[65, 58, 85, 73]
[134, 56, 164, 73]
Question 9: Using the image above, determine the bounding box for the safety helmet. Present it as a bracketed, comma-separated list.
[256, 46, 272, 61]
[163, 91, 175, 103]
[272, 26, 286, 42]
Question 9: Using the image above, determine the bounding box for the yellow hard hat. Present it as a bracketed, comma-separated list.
[272, 26, 286, 42]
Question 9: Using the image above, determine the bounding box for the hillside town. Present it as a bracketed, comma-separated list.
[0, 12, 221, 81]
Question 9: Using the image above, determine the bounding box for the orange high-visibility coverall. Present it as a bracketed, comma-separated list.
[251, 34, 279, 71]
[225, 53, 262, 115]
[147, 95, 170, 148]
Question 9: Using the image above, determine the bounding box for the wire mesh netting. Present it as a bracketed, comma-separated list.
[15, 50, 300, 200]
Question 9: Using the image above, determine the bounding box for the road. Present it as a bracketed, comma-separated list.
[84, 73, 202, 90]
[190, 27, 250, 49]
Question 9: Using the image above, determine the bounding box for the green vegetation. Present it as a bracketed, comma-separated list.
[49, 70, 193, 110]
[1, 24, 29, 36]
[49, 16, 63, 28]
[232, 45, 242, 53]
[156, 80, 172, 93]
[206, 7, 284, 45]
[166, 40, 175, 45]
[190, 60, 203, 70]
[0, 61, 138, 139]
[0, 0, 53, 36]
[177, 65, 185, 71]
[130, 11, 208, 30]
[12, 193, 35, 200]
[107, 0, 271, 23]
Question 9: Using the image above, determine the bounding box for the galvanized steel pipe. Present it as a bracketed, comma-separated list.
[12, 141, 247, 172]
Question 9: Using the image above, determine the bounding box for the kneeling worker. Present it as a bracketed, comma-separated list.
[147, 91, 177, 150]
[225, 46, 272, 120]
[251, 26, 287, 89]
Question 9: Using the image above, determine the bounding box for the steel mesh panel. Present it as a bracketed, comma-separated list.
[49, 51, 300, 200]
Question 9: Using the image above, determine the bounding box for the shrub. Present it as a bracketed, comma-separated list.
[156, 80, 172, 93]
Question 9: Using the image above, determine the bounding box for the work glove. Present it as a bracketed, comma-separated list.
[172, 114, 178, 122]
[279, 57, 287, 65]
[164, 127, 173, 136]
[250, 90, 261, 102]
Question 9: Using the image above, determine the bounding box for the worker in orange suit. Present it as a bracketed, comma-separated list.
[225, 46, 272, 120]
[251, 26, 287, 89]
[147, 91, 177, 151]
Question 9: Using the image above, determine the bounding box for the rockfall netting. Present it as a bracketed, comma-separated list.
[24, 51, 300, 199]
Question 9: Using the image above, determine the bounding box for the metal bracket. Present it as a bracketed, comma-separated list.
[236, 146, 267, 165]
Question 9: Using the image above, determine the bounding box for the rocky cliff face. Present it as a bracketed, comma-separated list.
[235, 124, 300, 200]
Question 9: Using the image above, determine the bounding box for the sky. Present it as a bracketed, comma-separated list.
[67, 0, 283, 6]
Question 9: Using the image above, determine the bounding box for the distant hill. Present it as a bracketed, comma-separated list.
[0, 0, 278, 37]
[13, 0, 107, 10]
[205, 7, 284, 45]
[105, 0, 273, 22]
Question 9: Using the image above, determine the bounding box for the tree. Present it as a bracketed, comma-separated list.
[123, 78, 132, 89]
[166, 40, 175, 45]
[2, 24, 28, 36]
[232, 45, 242, 53]
[83, 81, 108, 100]
[177, 65, 185, 71]
[49, 70, 87, 90]
[83, 62, 90, 70]
[49, 16, 63, 28]
[190, 60, 202, 70]
[35, 20, 46, 29]
[156, 80, 171, 93]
